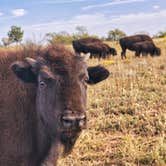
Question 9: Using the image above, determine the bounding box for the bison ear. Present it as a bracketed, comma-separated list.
[87, 65, 110, 84]
[11, 61, 37, 83]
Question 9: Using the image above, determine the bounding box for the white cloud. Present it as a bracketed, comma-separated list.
[153, 5, 160, 10]
[82, 0, 146, 10]
[11, 9, 27, 17]
[23, 9, 166, 39]
[0, 12, 3, 16]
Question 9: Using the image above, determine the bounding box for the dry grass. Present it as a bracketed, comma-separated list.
[1, 39, 165, 166]
[58, 39, 166, 166]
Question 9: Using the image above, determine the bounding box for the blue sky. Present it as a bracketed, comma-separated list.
[0, 0, 166, 40]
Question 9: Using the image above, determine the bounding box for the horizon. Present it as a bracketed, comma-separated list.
[0, 0, 166, 41]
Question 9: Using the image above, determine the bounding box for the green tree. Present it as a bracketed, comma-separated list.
[46, 31, 74, 44]
[8, 26, 24, 44]
[107, 29, 126, 41]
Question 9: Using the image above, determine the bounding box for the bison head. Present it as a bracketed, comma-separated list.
[154, 47, 161, 56]
[11, 51, 109, 155]
[109, 48, 117, 56]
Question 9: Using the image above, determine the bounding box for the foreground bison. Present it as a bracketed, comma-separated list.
[132, 41, 161, 57]
[119, 34, 153, 58]
[72, 37, 117, 60]
[0, 44, 109, 166]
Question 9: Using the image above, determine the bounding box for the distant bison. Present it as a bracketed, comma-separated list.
[90, 43, 117, 60]
[100, 43, 117, 58]
[72, 37, 117, 60]
[132, 41, 161, 57]
[103, 43, 117, 57]
[72, 37, 102, 54]
[0, 44, 109, 166]
[119, 34, 153, 59]
[72, 37, 105, 56]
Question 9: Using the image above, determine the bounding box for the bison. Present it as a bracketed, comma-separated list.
[131, 41, 161, 57]
[72, 37, 103, 55]
[119, 34, 153, 59]
[90, 44, 117, 60]
[72, 38, 117, 60]
[0, 44, 109, 166]
[103, 43, 117, 57]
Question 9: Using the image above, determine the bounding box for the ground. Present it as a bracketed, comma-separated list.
[58, 39, 166, 166]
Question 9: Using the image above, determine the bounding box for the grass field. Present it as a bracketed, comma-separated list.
[58, 39, 166, 166]
[0, 39, 165, 166]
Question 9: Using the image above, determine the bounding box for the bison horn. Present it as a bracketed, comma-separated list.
[25, 57, 37, 67]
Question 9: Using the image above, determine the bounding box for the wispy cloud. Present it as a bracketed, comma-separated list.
[40, 0, 95, 4]
[11, 9, 27, 17]
[82, 0, 146, 10]
[24, 9, 166, 39]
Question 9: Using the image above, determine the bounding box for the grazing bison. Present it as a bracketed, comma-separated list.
[90, 44, 117, 60]
[132, 41, 161, 57]
[119, 34, 153, 59]
[0, 44, 109, 166]
[103, 44, 117, 57]
[72, 38, 117, 60]
[72, 37, 103, 55]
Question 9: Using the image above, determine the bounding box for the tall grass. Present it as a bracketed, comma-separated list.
[58, 39, 166, 166]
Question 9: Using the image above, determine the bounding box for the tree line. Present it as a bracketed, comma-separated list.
[1, 25, 166, 47]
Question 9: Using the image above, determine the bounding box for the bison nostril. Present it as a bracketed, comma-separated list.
[62, 117, 73, 128]
[78, 117, 86, 128]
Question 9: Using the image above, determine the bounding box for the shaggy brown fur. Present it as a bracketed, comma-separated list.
[0, 47, 39, 166]
[0, 44, 109, 166]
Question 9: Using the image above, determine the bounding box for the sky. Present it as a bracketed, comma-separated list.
[0, 0, 166, 41]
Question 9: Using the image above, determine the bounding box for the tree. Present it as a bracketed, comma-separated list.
[107, 29, 126, 41]
[154, 30, 166, 38]
[46, 31, 74, 44]
[8, 26, 24, 44]
[74, 26, 89, 39]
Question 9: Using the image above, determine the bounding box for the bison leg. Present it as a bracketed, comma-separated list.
[103, 53, 106, 59]
[98, 54, 102, 61]
[121, 49, 126, 59]
[90, 53, 93, 59]
[135, 51, 140, 57]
